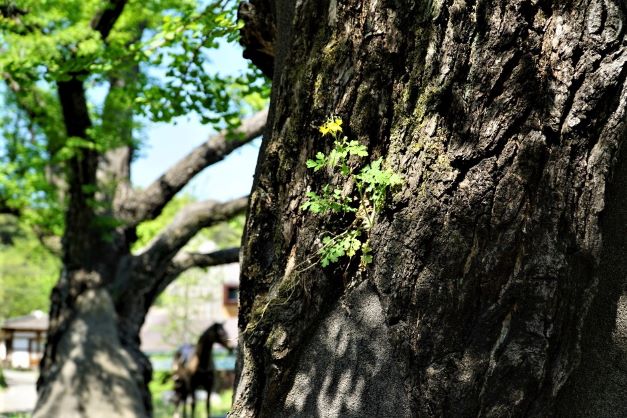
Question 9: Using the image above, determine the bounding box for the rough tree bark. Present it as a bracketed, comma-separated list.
[233, 1, 627, 417]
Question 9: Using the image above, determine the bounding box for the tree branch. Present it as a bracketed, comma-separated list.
[91, 0, 128, 40]
[56, 1, 130, 264]
[137, 196, 248, 270]
[168, 247, 240, 279]
[136, 247, 240, 313]
[119, 109, 267, 225]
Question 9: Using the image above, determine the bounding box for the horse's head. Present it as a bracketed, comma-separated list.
[209, 322, 234, 353]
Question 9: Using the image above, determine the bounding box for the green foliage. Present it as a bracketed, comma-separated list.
[0, 0, 270, 234]
[0, 90, 65, 235]
[355, 158, 403, 228]
[319, 229, 362, 267]
[0, 367, 6, 388]
[0, 0, 267, 126]
[301, 117, 402, 268]
[301, 185, 356, 215]
[0, 215, 60, 321]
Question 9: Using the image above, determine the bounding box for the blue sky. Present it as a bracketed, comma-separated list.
[130, 41, 262, 202]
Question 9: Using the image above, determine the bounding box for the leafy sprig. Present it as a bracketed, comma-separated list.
[301, 116, 402, 268]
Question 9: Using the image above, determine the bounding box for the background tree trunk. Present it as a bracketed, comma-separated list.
[233, 1, 627, 417]
[2, 2, 268, 416]
[33, 91, 264, 417]
[34, 186, 250, 417]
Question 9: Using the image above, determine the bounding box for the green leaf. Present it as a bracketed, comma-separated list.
[346, 140, 368, 157]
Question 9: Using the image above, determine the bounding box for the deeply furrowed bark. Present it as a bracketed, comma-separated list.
[233, 1, 627, 417]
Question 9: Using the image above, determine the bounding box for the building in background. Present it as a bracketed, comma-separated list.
[0, 254, 240, 372]
[0, 310, 47, 369]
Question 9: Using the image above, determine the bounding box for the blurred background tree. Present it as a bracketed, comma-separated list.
[0, 0, 268, 415]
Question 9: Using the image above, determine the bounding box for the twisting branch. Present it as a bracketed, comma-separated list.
[137, 196, 248, 270]
[57, 0, 130, 137]
[169, 247, 240, 275]
[161, 247, 240, 290]
[119, 109, 267, 225]
[91, 0, 128, 39]
[137, 247, 240, 313]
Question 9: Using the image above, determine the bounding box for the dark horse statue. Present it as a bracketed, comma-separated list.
[172, 323, 233, 418]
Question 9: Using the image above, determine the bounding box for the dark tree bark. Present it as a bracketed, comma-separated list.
[233, 1, 627, 417]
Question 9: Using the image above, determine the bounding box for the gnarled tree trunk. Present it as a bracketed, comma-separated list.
[233, 1, 627, 416]
[33, 74, 265, 417]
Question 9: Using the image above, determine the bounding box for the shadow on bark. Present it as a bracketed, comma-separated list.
[34, 289, 147, 418]
[275, 280, 410, 418]
[556, 130, 627, 418]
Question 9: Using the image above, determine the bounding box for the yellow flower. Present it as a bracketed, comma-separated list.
[319, 117, 343, 137]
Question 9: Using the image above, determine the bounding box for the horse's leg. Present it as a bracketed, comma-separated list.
[190, 389, 196, 418]
[206, 375, 214, 418]
[174, 393, 186, 418]
[173, 398, 180, 418]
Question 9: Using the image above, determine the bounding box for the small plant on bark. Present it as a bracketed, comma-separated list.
[301, 117, 402, 268]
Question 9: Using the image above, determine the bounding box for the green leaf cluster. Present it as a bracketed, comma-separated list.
[319, 230, 362, 267]
[0, 215, 60, 321]
[301, 185, 355, 214]
[0, 0, 270, 235]
[301, 117, 402, 268]
[0, 95, 64, 234]
[305, 125, 368, 175]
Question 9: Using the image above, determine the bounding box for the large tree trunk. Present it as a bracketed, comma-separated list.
[34, 201, 246, 417]
[233, 1, 627, 417]
[34, 73, 151, 416]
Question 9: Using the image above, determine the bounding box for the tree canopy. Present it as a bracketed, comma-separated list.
[0, 0, 267, 234]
